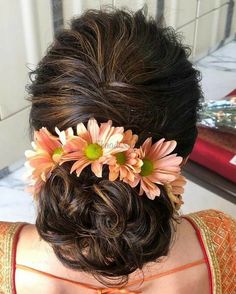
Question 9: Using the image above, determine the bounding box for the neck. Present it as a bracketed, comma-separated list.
[16, 219, 185, 286]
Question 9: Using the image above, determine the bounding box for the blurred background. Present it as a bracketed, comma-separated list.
[0, 0, 235, 222]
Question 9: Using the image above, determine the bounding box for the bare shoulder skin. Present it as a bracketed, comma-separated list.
[15, 218, 210, 294]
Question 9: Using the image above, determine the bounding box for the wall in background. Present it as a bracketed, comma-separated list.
[61, 0, 236, 62]
[165, 0, 236, 61]
[0, 0, 54, 171]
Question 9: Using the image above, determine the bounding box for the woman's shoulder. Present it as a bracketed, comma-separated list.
[185, 208, 235, 218]
[183, 209, 236, 294]
[0, 221, 30, 261]
[183, 208, 236, 230]
[0, 220, 29, 238]
[183, 208, 236, 250]
[0, 221, 30, 259]
[0, 221, 29, 293]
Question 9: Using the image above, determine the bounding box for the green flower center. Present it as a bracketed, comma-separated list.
[52, 147, 64, 163]
[53, 147, 63, 156]
[140, 158, 154, 176]
[115, 152, 126, 165]
[85, 143, 103, 160]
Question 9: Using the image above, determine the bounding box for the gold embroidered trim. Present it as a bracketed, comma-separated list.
[0, 222, 27, 294]
[185, 211, 221, 294]
[185, 209, 236, 294]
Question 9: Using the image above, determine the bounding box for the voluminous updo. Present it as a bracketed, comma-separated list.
[27, 6, 203, 286]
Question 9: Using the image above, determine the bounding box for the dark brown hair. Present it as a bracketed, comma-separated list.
[27, 6, 203, 287]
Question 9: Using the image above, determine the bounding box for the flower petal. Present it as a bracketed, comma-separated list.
[60, 150, 84, 164]
[126, 169, 135, 182]
[140, 137, 152, 156]
[120, 166, 128, 179]
[148, 138, 165, 158]
[122, 130, 138, 147]
[148, 172, 177, 184]
[91, 161, 103, 177]
[172, 186, 185, 194]
[105, 133, 123, 148]
[76, 122, 87, 136]
[25, 150, 37, 158]
[31, 141, 37, 150]
[153, 154, 183, 169]
[63, 137, 87, 153]
[70, 158, 91, 176]
[109, 166, 119, 181]
[157, 140, 177, 159]
[36, 128, 61, 153]
[87, 118, 100, 143]
[141, 178, 161, 199]
[125, 175, 140, 188]
[98, 120, 113, 144]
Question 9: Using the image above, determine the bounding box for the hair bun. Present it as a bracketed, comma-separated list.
[36, 162, 174, 284]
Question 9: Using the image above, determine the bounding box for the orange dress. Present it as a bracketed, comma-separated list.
[0, 209, 235, 294]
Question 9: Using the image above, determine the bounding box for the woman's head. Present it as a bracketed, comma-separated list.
[27, 7, 203, 286]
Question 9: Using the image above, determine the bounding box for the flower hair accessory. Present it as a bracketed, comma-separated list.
[24, 117, 187, 211]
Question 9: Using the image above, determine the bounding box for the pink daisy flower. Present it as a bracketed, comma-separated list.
[24, 127, 64, 194]
[170, 174, 187, 195]
[164, 174, 187, 210]
[104, 130, 143, 181]
[57, 117, 130, 177]
[128, 137, 183, 200]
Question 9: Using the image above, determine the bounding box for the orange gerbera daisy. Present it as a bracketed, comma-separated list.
[164, 174, 187, 210]
[104, 130, 143, 181]
[57, 117, 130, 177]
[24, 127, 64, 194]
[128, 137, 183, 200]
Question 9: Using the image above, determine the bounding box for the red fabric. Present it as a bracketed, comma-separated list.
[189, 137, 236, 183]
[189, 89, 236, 183]
[12, 224, 27, 294]
[227, 89, 236, 96]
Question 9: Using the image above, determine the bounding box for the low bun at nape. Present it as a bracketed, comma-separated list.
[36, 162, 175, 286]
[27, 5, 203, 288]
